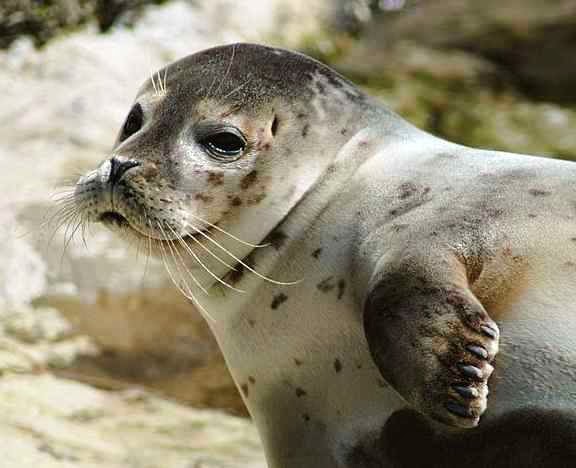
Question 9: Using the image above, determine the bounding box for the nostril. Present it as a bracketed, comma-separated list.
[109, 157, 140, 185]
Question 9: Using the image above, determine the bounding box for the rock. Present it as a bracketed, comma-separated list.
[361, 0, 576, 104]
[0, 0, 169, 49]
[0, 373, 265, 467]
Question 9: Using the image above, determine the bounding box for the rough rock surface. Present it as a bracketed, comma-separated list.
[0, 374, 264, 467]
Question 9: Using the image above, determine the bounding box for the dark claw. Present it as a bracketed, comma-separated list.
[480, 324, 498, 339]
[459, 364, 483, 380]
[467, 344, 488, 360]
[453, 385, 478, 399]
[446, 401, 471, 418]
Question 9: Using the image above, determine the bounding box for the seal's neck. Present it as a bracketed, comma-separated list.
[198, 105, 419, 317]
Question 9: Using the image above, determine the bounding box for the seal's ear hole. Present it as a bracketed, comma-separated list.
[271, 115, 279, 137]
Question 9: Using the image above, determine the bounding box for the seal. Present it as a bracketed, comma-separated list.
[72, 43, 576, 467]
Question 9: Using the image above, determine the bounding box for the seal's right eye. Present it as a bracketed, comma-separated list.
[119, 103, 144, 142]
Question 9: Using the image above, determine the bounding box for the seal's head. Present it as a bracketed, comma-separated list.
[74, 43, 371, 266]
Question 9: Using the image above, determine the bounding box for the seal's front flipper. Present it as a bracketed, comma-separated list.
[363, 252, 499, 427]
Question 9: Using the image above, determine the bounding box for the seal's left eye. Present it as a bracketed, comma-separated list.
[201, 131, 246, 161]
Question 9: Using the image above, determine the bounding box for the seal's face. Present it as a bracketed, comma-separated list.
[74, 43, 366, 265]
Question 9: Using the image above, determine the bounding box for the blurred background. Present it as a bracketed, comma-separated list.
[0, 0, 575, 466]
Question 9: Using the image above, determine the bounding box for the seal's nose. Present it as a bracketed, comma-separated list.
[108, 157, 140, 185]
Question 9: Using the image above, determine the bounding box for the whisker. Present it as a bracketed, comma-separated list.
[187, 213, 269, 248]
[157, 70, 164, 95]
[221, 78, 250, 101]
[154, 224, 215, 323]
[158, 222, 208, 295]
[186, 230, 238, 271]
[166, 223, 244, 294]
[187, 224, 299, 286]
[141, 214, 152, 281]
[44, 207, 80, 248]
[150, 69, 159, 95]
[59, 213, 83, 272]
[212, 43, 237, 98]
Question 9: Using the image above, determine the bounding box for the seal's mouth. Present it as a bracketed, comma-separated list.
[99, 211, 129, 227]
[98, 209, 210, 243]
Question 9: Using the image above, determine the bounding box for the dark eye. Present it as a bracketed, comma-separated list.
[120, 103, 143, 142]
[200, 131, 246, 161]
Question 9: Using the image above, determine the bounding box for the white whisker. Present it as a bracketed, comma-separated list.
[187, 224, 299, 286]
[154, 224, 216, 323]
[158, 222, 208, 295]
[166, 223, 244, 294]
[221, 78, 250, 101]
[150, 69, 158, 95]
[187, 213, 269, 248]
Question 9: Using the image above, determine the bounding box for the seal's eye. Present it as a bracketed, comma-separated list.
[200, 130, 246, 161]
[119, 103, 144, 142]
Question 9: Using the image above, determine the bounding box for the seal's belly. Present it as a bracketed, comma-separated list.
[487, 264, 576, 418]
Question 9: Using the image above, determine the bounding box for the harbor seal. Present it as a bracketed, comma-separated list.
[72, 43, 576, 467]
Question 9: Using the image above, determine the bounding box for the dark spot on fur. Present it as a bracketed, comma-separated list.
[227, 264, 245, 285]
[302, 413, 310, 422]
[302, 124, 310, 138]
[337, 279, 346, 300]
[247, 192, 266, 205]
[340, 128, 348, 135]
[207, 172, 224, 186]
[317, 276, 336, 292]
[248, 376, 256, 384]
[528, 213, 537, 218]
[571, 238, 576, 243]
[271, 293, 288, 309]
[296, 113, 307, 119]
[294, 358, 303, 366]
[564, 261, 576, 269]
[529, 188, 552, 197]
[264, 230, 288, 250]
[241, 383, 249, 397]
[231, 196, 242, 206]
[334, 358, 343, 373]
[295, 387, 307, 398]
[226, 253, 255, 286]
[240, 170, 258, 190]
[312, 248, 322, 259]
[248, 318, 256, 327]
